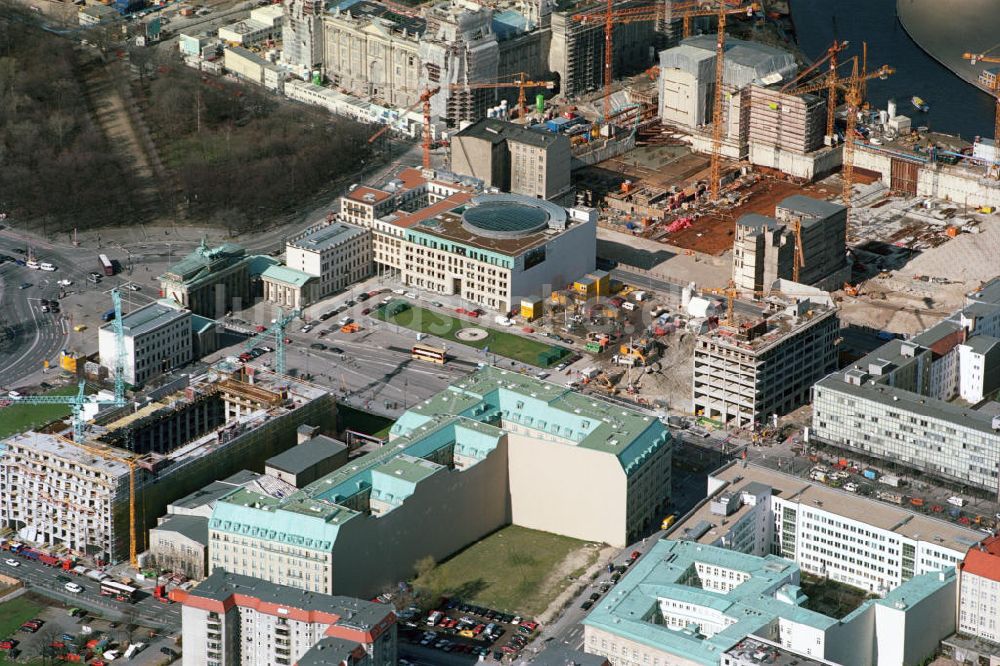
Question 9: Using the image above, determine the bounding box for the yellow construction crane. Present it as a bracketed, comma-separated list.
[708, 2, 728, 200]
[448, 73, 556, 122]
[368, 86, 441, 170]
[679, 0, 758, 39]
[962, 47, 1000, 160]
[790, 218, 805, 283]
[841, 56, 864, 210]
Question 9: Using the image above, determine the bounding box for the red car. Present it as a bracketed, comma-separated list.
[521, 621, 539, 631]
[467, 310, 479, 318]
[0, 639, 18, 650]
[255, 325, 267, 333]
[238, 352, 252, 362]
[455, 307, 467, 315]
[362, 307, 371, 315]
[630, 551, 641, 561]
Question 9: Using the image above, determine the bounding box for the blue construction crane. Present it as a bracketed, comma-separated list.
[243, 308, 301, 375]
[11, 289, 128, 442]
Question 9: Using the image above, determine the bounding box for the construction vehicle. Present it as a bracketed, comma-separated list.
[448, 73, 555, 122]
[594, 372, 618, 395]
[962, 47, 1000, 168]
[243, 308, 301, 375]
[843, 282, 861, 296]
[618, 338, 655, 366]
[367, 86, 440, 170]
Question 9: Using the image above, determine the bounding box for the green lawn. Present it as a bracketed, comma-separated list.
[339, 404, 395, 440]
[0, 385, 83, 440]
[413, 525, 593, 617]
[0, 596, 43, 646]
[376, 302, 569, 368]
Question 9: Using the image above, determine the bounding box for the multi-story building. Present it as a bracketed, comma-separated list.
[400, 193, 596, 312]
[732, 196, 849, 293]
[174, 570, 397, 666]
[583, 539, 957, 666]
[676, 462, 978, 595]
[0, 364, 334, 563]
[159, 240, 276, 318]
[208, 367, 672, 598]
[264, 430, 348, 488]
[812, 279, 1000, 495]
[147, 515, 210, 580]
[285, 221, 372, 299]
[958, 535, 1000, 644]
[450, 118, 572, 200]
[693, 291, 839, 427]
[98, 301, 192, 386]
[218, 5, 282, 46]
[261, 265, 318, 310]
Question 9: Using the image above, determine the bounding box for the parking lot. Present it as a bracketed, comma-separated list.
[402, 601, 542, 663]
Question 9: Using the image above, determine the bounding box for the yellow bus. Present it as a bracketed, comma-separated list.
[411, 344, 447, 364]
[661, 514, 677, 530]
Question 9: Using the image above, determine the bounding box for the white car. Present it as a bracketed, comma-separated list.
[65, 582, 83, 593]
[391, 288, 405, 295]
[405, 292, 418, 299]
[300, 324, 314, 333]
[57, 279, 73, 286]
[39, 262, 56, 272]
[103, 649, 120, 661]
[7, 390, 21, 399]
[126, 284, 141, 291]
[4, 558, 20, 567]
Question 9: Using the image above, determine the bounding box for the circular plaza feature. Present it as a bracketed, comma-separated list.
[456, 327, 489, 341]
[460, 194, 566, 239]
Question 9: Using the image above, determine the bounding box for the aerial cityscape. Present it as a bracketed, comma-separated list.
[0, 0, 999, 664]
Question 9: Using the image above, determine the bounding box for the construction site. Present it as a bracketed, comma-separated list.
[0, 363, 334, 565]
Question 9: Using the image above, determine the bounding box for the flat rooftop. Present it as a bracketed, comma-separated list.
[688, 462, 984, 555]
[697, 297, 836, 352]
[2, 431, 129, 477]
[265, 435, 346, 475]
[330, 0, 426, 36]
[290, 221, 367, 252]
[455, 118, 565, 149]
[99, 302, 188, 338]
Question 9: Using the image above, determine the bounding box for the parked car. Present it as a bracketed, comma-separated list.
[4, 559, 20, 567]
[64, 582, 83, 594]
[580, 600, 593, 610]
[310, 343, 327, 351]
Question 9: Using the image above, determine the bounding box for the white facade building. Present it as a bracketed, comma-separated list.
[98, 301, 192, 386]
[176, 570, 397, 666]
[958, 535, 1000, 643]
[284, 221, 372, 299]
[675, 462, 979, 596]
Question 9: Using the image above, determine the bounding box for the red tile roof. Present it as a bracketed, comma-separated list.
[388, 192, 471, 228]
[962, 535, 1000, 583]
[346, 186, 391, 204]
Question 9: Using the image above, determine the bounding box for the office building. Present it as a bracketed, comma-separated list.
[147, 515, 210, 580]
[450, 118, 572, 201]
[583, 539, 956, 666]
[533, 646, 610, 666]
[208, 367, 671, 597]
[676, 462, 978, 595]
[159, 240, 276, 318]
[693, 291, 839, 427]
[812, 279, 1000, 495]
[732, 196, 849, 293]
[175, 570, 397, 666]
[218, 5, 282, 46]
[958, 535, 1000, 643]
[284, 220, 372, 299]
[98, 301, 192, 386]
[0, 365, 333, 563]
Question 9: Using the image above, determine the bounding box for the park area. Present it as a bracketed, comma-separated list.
[0, 386, 84, 440]
[412, 526, 600, 617]
[376, 301, 570, 368]
[0, 596, 44, 665]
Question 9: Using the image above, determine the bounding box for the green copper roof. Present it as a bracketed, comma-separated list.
[262, 264, 316, 288]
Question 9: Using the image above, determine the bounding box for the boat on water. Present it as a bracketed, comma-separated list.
[912, 95, 930, 112]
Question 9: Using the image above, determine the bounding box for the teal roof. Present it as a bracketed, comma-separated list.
[392, 366, 670, 475]
[262, 264, 316, 288]
[211, 415, 503, 547]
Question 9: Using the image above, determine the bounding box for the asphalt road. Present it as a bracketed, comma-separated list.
[1, 558, 181, 631]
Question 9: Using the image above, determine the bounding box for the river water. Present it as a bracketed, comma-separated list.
[790, 0, 996, 140]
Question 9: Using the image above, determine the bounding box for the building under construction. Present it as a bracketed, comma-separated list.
[0, 364, 333, 564]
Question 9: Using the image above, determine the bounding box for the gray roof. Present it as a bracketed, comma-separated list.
[188, 570, 391, 630]
[963, 334, 1000, 355]
[296, 636, 361, 665]
[152, 515, 209, 546]
[227, 45, 268, 67]
[531, 646, 609, 666]
[456, 118, 567, 150]
[100, 302, 189, 338]
[777, 194, 845, 220]
[289, 221, 367, 253]
[660, 35, 798, 89]
[737, 213, 780, 231]
[171, 472, 262, 510]
[265, 435, 347, 475]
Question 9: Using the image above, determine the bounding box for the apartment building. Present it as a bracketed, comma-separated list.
[400, 193, 596, 312]
[0, 365, 334, 563]
[98, 301, 192, 386]
[208, 367, 671, 598]
[812, 279, 1000, 494]
[284, 221, 372, 299]
[732, 196, 848, 293]
[693, 292, 839, 427]
[175, 570, 397, 666]
[676, 462, 978, 595]
[958, 535, 1000, 644]
[159, 240, 276, 318]
[451, 118, 572, 200]
[583, 539, 956, 666]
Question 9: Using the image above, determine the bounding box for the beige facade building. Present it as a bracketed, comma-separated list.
[451, 118, 572, 200]
[285, 220, 372, 298]
[261, 265, 318, 309]
[147, 515, 210, 580]
[208, 368, 671, 598]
